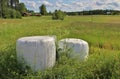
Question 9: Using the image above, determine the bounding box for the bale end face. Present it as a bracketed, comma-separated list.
[58, 38, 89, 60]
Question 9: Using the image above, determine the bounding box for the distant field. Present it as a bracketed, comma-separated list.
[0, 15, 120, 50]
[0, 15, 120, 79]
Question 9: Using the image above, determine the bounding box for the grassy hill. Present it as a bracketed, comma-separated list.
[0, 15, 120, 79]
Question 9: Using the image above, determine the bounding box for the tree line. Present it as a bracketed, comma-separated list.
[38, 5, 120, 16]
[1, 2, 120, 19]
[0, 0, 26, 18]
[39, 4, 120, 20]
[66, 10, 120, 16]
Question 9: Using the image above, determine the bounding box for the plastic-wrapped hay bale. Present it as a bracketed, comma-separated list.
[16, 36, 56, 71]
[58, 38, 89, 60]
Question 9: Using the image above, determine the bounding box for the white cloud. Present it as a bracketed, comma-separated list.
[55, 2, 62, 8]
[27, 1, 36, 8]
[62, 3, 71, 8]
[20, 0, 120, 12]
[83, 0, 120, 10]
[73, 2, 84, 7]
[42, 1, 53, 7]
[58, 0, 63, 3]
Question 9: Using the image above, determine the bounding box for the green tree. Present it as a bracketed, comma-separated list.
[27, 10, 34, 16]
[0, 0, 3, 17]
[0, 0, 22, 19]
[0, 0, 9, 18]
[9, 0, 19, 8]
[39, 4, 47, 15]
[14, 0, 19, 9]
[16, 10, 22, 18]
[16, 3, 26, 14]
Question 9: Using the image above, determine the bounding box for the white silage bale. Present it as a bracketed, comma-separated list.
[58, 38, 89, 60]
[16, 36, 56, 71]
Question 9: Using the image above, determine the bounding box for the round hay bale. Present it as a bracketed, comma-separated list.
[58, 38, 89, 60]
[16, 36, 56, 71]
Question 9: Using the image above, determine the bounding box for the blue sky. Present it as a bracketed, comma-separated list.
[19, 0, 120, 12]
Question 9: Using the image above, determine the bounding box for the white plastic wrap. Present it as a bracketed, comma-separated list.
[58, 38, 89, 60]
[16, 36, 56, 71]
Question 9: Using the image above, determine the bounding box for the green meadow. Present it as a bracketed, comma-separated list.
[0, 15, 120, 79]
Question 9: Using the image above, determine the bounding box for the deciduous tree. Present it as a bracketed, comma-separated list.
[16, 3, 26, 14]
[0, 0, 25, 18]
[39, 4, 47, 15]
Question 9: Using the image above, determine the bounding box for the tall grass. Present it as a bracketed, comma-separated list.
[0, 16, 120, 79]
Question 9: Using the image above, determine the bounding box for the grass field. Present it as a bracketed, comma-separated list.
[0, 15, 120, 79]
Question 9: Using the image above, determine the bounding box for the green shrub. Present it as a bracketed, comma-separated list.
[2, 8, 22, 19]
[2, 8, 11, 18]
[16, 11, 22, 19]
[9, 9, 22, 19]
[52, 10, 65, 20]
[9, 9, 16, 18]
